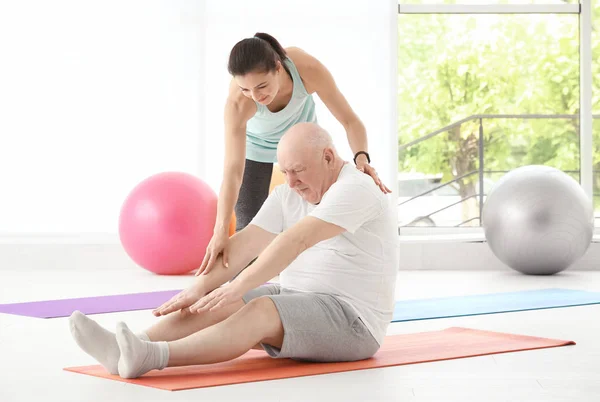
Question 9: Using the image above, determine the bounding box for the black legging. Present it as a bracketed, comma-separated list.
[234, 159, 273, 231]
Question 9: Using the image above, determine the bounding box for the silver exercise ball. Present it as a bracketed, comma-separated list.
[482, 165, 594, 275]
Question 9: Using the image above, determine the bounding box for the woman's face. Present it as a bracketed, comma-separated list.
[234, 63, 282, 105]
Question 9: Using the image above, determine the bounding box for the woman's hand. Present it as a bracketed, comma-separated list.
[152, 284, 206, 317]
[356, 161, 391, 194]
[197, 230, 231, 276]
[189, 282, 245, 313]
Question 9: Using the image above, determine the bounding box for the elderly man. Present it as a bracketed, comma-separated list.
[69, 122, 399, 379]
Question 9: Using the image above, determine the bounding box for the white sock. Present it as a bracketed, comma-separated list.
[69, 310, 150, 375]
[116, 321, 169, 379]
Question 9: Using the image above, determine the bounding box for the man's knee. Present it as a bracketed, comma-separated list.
[243, 297, 278, 322]
[242, 297, 283, 347]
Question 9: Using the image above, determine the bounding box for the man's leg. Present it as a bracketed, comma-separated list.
[144, 299, 246, 342]
[69, 299, 247, 375]
[167, 297, 283, 365]
[116, 297, 283, 378]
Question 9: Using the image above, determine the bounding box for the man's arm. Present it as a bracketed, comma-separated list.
[197, 224, 277, 293]
[232, 216, 345, 293]
[231, 179, 384, 294]
[192, 180, 384, 312]
[153, 224, 276, 316]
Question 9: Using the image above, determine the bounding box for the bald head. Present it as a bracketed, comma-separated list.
[277, 123, 345, 204]
[278, 122, 335, 160]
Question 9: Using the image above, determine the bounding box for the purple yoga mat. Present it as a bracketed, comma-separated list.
[0, 289, 182, 319]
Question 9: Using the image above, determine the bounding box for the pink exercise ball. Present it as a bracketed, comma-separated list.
[118, 172, 217, 275]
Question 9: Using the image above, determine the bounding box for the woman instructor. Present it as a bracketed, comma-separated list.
[199, 32, 390, 273]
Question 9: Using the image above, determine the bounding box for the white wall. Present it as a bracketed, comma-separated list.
[0, 0, 206, 234]
[203, 0, 398, 197]
[3, 240, 599, 273]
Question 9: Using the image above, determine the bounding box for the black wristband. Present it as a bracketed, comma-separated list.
[353, 151, 370, 164]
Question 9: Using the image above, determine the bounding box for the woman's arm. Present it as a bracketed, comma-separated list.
[289, 48, 391, 193]
[199, 82, 257, 272]
[289, 48, 365, 153]
[215, 83, 256, 234]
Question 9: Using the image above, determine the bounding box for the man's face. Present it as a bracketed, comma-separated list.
[278, 149, 328, 204]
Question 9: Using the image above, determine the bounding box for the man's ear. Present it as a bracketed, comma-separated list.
[324, 148, 334, 165]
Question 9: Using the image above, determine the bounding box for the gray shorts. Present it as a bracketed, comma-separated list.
[242, 284, 380, 362]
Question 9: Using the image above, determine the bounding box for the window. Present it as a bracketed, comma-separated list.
[398, 9, 582, 230]
[399, 0, 578, 3]
[591, 0, 600, 224]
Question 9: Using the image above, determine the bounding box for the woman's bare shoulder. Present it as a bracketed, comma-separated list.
[285, 46, 317, 66]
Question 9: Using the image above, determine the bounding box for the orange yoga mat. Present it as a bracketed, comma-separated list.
[64, 327, 574, 391]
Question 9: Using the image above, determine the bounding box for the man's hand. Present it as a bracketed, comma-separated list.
[152, 284, 206, 317]
[189, 282, 245, 313]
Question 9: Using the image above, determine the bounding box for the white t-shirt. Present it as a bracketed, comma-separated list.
[249, 163, 399, 345]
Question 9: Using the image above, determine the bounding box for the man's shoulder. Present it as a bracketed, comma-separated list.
[313, 166, 385, 217]
[331, 164, 383, 197]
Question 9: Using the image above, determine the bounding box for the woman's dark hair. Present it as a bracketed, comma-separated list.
[227, 32, 288, 76]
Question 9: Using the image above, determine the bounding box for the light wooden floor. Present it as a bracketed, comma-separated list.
[1, 268, 599, 402]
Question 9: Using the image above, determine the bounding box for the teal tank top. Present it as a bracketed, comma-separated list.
[245, 58, 317, 163]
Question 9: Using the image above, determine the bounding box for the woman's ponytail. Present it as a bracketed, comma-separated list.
[227, 33, 288, 76]
[253, 32, 287, 63]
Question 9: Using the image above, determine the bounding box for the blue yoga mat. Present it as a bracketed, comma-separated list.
[392, 288, 600, 322]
